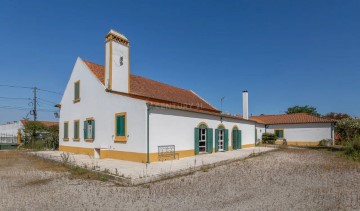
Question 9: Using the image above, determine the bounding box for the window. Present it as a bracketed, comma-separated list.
[74, 80, 80, 102]
[64, 122, 69, 140]
[74, 120, 80, 140]
[218, 129, 224, 151]
[84, 119, 95, 141]
[115, 112, 126, 142]
[275, 129, 284, 139]
[199, 128, 207, 152]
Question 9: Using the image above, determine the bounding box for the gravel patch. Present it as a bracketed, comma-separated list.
[1, 148, 360, 210]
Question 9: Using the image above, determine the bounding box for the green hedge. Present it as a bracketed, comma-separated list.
[262, 133, 277, 144]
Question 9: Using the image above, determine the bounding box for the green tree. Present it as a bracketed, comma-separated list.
[22, 121, 47, 146]
[286, 105, 319, 115]
[323, 112, 351, 120]
[336, 118, 360, 142]
[45, 125, 59, 150]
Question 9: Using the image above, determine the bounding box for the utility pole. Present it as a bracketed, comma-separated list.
[33, 86, 37, 121]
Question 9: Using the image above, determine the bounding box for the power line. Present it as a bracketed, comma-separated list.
[0, 105, 32, 111]
[37, 88, 62, 95]
[0, 84, 33, 89]
[37, 98, 58, 105]
[0, 96, 31, 100]
[0, 84, 62, 95]
[0, 105, 57, 113]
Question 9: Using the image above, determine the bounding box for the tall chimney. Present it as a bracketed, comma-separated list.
[243, 90, 249, 120]
[105, 29, 130, 93]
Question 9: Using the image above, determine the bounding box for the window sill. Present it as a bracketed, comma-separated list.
[85, 139, 94, 142]
[114, 137, 127, 143]
[73, 99, 81, 103]
[63, 138, 69, 141]
[73, 138, 80, 141]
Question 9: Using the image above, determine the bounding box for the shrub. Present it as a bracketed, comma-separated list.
[351, 136, 360, 151]
[336, 118, 360, 143]
[343, 136, 360, 161]
[319, 139, 333, 146]
[262, 133, 277, 144]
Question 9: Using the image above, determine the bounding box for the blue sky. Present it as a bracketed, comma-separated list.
[0, 0, 359, 124]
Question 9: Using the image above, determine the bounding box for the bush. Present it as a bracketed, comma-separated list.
[351, 136, 360, 151]
[344, 136, 360, 161]
[336, 118, 360, 143]
[319, 139, 333, 146]
[262, 133, 277, 144]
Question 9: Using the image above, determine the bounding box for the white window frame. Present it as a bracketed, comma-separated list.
[87, 120, 93, 139]
[199, 128, 207, 153]
[218, 129, 224, 151]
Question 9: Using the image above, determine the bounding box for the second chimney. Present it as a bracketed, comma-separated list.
[243, 91, 249, 120]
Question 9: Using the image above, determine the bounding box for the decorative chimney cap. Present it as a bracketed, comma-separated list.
[243, 90, 248, 93]
[105, 29, 129, 46]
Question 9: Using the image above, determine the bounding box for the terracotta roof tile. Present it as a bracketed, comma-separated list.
[82, 59, 219, 113]
[250, 113, 335, 124]
[21, 120, 59, 127]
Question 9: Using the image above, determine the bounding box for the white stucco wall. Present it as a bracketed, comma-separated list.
[255, 124, 265, 142]
[0, 121, 23, 136]
[59, 58, 148, 153]
[149, 107, 256, 153]
[258, 123, 333, 142]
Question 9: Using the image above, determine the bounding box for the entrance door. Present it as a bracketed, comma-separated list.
[199, 128, 207, 153]
[218, 129, 224, 151]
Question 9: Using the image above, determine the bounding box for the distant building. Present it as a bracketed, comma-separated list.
[250, 113, 335, 146]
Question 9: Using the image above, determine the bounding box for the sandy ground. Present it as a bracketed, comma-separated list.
[1, 148, 360, 211]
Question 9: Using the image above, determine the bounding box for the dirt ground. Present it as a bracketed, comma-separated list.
[1, 148, 359, 211]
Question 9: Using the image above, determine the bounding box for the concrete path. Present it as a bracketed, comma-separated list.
[32, 147, 276, 185]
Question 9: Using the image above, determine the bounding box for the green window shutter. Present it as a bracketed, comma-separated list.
[116, 115, 125, 136]
[74, 82, 80, 100]
[92, 120, 95, 139]
[84, 121, 88, 139]
[215, 129, 219, 152]
[232, 130, 237, 150]
[238, 130, 242, 149]
[206, 128, 213, 153]
[275, 130, 283, 138]
[74, 122, 78, 139]
[194, 128, 199, 155]
[224, 129, 229, 151]
[64, 123, 68, 138]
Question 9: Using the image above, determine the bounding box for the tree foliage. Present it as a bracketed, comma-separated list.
[286, 105, 319, 115]
[22, 121, 59, 149]
[336, 118, 360, 142]
[323, 112, 351, 120]
[262, 133, 277, 144]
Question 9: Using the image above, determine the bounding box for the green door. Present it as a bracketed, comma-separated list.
[194, 128, 199, 155]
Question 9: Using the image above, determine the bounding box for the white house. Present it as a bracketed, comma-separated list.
[58, 29, 257, 163]
[250, 113, 335, 146]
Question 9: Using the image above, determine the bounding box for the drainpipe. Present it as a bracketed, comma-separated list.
[146, 104, 151, 163]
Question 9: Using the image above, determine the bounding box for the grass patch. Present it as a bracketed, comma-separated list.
[0, 150, 111, 182]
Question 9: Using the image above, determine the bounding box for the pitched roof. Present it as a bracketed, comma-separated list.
[250, 113, 335, 125]
[82, 59, 219, 113]
[20, 120, 59, 127]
